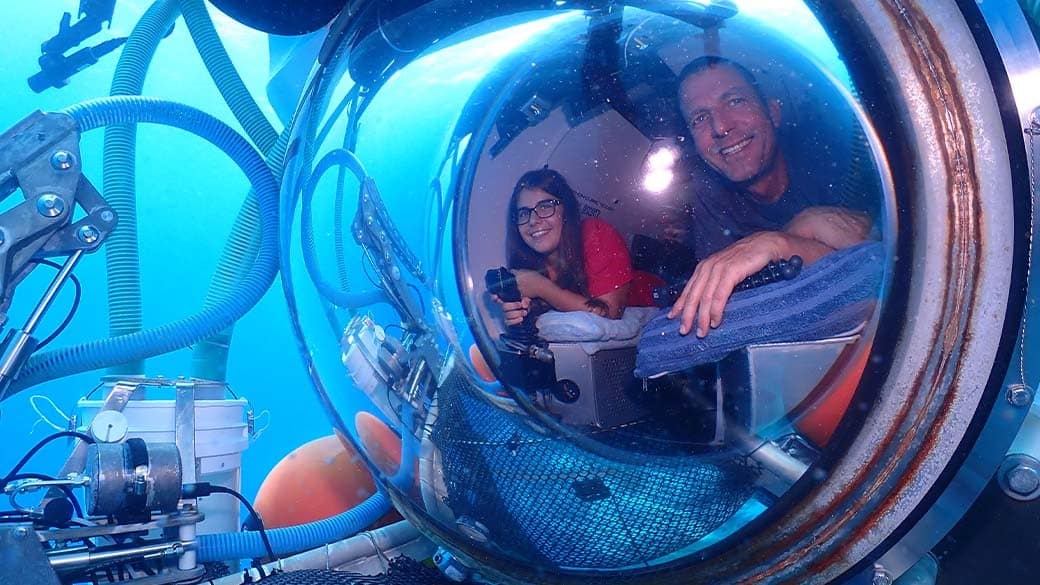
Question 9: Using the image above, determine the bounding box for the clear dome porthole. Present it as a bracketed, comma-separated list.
[278, 0, 1028, 583]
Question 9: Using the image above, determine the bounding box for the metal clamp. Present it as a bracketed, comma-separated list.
[0, 111, 117, 310]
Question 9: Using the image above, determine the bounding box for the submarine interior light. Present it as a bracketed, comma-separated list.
[0, 0, 1038, 584]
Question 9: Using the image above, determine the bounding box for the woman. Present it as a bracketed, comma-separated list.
[496, 168, 659, 326]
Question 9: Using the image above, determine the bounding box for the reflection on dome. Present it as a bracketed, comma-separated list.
[280, 1, 891, 581]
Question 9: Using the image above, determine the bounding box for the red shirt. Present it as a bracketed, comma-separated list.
[581, 218, 663, 307]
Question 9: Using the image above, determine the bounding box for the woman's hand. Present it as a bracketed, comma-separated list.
[509, 269, 629, 319]
[511, 269, 550, 299]
[492, 295, 532, 327]
[585, 298, 609, 317]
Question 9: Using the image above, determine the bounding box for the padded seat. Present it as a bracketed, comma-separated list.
[535, 307, 658, 427]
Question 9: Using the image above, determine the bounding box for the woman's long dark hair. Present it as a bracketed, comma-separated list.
[506, 168, 589, 296]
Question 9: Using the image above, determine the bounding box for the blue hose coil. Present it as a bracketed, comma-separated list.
[180, 0, 279, 154]
[302, 148, 388, 309]
[10, 96, 279, 393]
[102, 0, 181, 374]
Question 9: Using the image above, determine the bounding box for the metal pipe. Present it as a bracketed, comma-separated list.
[0, 251, 83, 401]
[207, 521, 435, 584]
[49, 540, 184, 572]
[24, 250, 83, 335]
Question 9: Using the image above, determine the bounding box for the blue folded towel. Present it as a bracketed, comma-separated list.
[635, 241, 884, 377]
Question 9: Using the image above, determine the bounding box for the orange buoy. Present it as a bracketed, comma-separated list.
[355, 411, 420, 496]
[794, 341, 873, 447]
[253, 433, 401, 529]
[355, 411, 403, 477]
[469, 343, 497, 383]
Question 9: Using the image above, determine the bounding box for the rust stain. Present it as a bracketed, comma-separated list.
[798, 0, 982, 579]
[715, 1, 985, 582]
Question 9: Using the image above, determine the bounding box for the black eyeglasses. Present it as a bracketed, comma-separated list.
[514, 198, 561, 225]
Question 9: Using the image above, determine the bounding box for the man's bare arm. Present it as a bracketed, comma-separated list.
[785, 206, 873, 250]
[668, 230, 833, 337]
[669, 206, 873, 337]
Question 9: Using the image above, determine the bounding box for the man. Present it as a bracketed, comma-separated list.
[669, 56, 873, 338]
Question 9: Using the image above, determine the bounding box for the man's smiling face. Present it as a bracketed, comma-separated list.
[679, 64, 782, 187]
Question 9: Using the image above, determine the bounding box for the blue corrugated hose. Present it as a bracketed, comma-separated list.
[101, 0, 180, 375]
[9, 96, 279, 394]
[196, 491, 392, 561]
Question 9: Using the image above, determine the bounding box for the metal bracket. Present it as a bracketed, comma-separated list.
[0, 524, 61, 585]
[354, 177, 426, 283]
[1024, 110, 1040, 136]
[0, 110, 116, 314]
[174, 381, 198, 486]
[42, 381, 136, 503]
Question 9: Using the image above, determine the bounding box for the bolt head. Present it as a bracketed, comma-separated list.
[455, 516, 490, 543]
[50, 150, 75, 171]
[1007, 464, 1040, 496]
[100, 210, 115, 223]
[13, 527, 28, 538]
[36, 194, 65, 218]
[77, 225, 100, 244]
[872, 564, 892, 585]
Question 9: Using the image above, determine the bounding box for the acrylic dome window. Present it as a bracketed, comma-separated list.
[279, 0, 895, 582]
[460, 4, 890, 482]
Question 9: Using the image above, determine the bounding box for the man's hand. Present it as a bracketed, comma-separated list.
[668, 231, 789, 337]
[492, 295, 532, 327]
[667, 205, 872, 338]
[668, 230, 835, 337]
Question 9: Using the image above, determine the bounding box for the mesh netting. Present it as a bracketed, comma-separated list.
[427, 367, 760, 570]
[256, 558, 453, 584]
[202, 562, 233, 580]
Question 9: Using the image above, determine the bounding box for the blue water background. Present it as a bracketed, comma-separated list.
[0, 0, 322, 502]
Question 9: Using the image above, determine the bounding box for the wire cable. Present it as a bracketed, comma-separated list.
[407, 283, 427, 318]
[2, 431, 95, 485]
[31, 259, 83, 350]
[29, 394, 73, 432]
[181, 482, 277, 571]
[5, 472, 84, 518]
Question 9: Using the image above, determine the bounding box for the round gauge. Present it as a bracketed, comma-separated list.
[89, 410, 129, 443]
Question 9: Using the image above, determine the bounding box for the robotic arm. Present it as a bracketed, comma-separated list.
[0, 110, 116, 399]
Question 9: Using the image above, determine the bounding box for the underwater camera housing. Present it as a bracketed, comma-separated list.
[0, 376, 255, 585]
